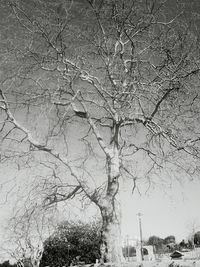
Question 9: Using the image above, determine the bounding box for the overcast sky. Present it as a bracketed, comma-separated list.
[120, 179, 200, 242]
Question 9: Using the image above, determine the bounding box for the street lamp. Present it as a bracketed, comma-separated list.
[137, 212, 144, 261]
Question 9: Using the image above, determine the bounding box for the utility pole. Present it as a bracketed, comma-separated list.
[137, 212, 144, 261]
[126, 235, 130, 261]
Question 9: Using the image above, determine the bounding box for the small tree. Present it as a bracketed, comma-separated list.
[5, 205, 57, 267]
[147, 236, 164, 253]
[164, 235, 176, 245]
[179, 239, 188, 250]
[40, 220, 101, 267]
[186, 220, 200, 249]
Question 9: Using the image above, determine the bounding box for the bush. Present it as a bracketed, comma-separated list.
[40, 220, 101, 267]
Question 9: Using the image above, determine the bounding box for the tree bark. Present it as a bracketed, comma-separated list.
[31, 259, 41, 267]
[30, 248, 43, 267]
[99, 199, 124, 264]
[98, 146, 124, 264]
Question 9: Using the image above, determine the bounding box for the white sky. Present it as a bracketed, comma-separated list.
[121, 179, 200, 243]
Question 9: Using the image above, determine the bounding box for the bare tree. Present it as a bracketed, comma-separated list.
[1, 0, 200, 264]
[4, 204, 57, 267]
[186, 219, 200, 249]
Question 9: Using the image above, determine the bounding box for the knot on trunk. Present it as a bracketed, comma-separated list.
[112, 175, 119, 183]
[107, 176, 119, 197]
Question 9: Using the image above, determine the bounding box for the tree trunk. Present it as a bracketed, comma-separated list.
[99, 199, 124, 264]
[30, 248, 43, 267]
[98, 145, 124, 264]
[31, 259, 40, 267]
